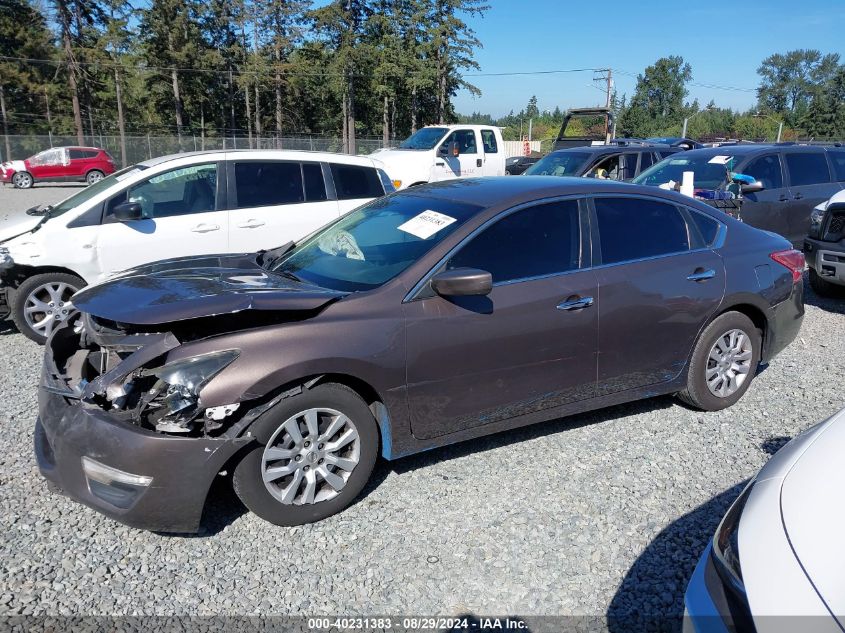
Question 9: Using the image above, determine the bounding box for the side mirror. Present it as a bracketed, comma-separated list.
[112, 201, 145, 222]
[430, 268, 492, 297]
[741, 181, 765, 194]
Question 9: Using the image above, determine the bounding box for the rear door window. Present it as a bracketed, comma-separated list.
[481, 129, 498, 153]
[785, 152, 832, 186]
[742, 154, 783, 190]
[594, 197, 690, 265]
[827, 151, 845, 182]
[234, 161, 304, 208]
[446, 199, 581, 283]
[302, 162, 328, 201]
[330, 163, 385, 200]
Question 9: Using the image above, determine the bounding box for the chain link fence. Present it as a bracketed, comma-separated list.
[1, 134, 398, 166]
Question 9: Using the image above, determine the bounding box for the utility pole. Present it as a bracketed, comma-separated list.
[605, 68, 612, 108]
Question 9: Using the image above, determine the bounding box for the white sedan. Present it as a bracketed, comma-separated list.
[684, 407, 845, 633]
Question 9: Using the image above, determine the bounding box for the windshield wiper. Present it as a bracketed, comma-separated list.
[26, 204, 52, 217]
[257, 241, 295, 269]
[278, 269, 303, 283]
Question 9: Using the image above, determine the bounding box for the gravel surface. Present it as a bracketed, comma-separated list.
[1, 182, 844, 627]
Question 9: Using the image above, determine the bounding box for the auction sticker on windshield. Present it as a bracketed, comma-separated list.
[397, 210, 457, 239]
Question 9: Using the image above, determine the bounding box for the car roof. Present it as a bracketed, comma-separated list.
[137, 149, 379, 169]
[547, 144, 675, 157]
[406, 176, 700, 210]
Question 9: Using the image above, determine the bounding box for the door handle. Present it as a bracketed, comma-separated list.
[476, 158, 483, 167]
[191, 223, 220, 233]
[793, 192, 803, 200]
[237, 219, 265, 229]
[557, 296, 594, 311]
[435, 161, 445, 166]
[687, 268, 716, 282]
[779, 194, 789, 202]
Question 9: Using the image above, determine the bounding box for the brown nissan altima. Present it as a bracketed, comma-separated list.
[36, 177, 805, 531]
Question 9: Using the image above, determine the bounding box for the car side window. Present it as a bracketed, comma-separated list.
[742, 154, 783, 190]
[595, 197, 690, 265]
[107, 163, 217, 219]
[620, 153, 640, 180]
[785, 152, 831, 186]
[827, 151, 845, 182]
[481, 130, 498, 153]
[442, 130, 477, 155]
[30, 148, 68, 166]
[69, 149, 86, 160]
[687, 209, 720, 247]
[302, 163, 328, 202]
[446, 199, 581, 284]
[639, 152, 655, 172]
[234, 161, 304, 208]
[330, 164, 384, 200]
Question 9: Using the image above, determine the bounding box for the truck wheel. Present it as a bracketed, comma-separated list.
[233, 383, 379, 526]
[86, 170, 105, 185]
[809, 269, 843, 297]
[677, 311, 761, 411]
[12, 172, 33, 189]
[10, 272, 85, 344]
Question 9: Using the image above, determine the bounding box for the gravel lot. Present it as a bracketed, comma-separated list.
[1, 184, 844, 628]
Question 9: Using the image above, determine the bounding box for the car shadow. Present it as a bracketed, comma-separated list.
[803, 274, 845, 315]
[760, 435, 792, 455]
[606, 481, 748, 633]
[0, 320, 19, 336]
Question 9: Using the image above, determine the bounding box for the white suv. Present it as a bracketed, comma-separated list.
[0, 150, 394, 343]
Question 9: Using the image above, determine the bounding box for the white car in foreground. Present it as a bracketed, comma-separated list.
[0, 149, 394, 343]
[684, 406, 845, 633]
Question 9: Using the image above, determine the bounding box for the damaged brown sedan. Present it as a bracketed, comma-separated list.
[36, 177, 804, 531]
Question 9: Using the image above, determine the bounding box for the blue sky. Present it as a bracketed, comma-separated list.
[453, 0, 845, 117]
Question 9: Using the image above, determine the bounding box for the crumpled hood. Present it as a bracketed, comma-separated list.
[778, 408, 845, 623]
[72, 252, 347, 325]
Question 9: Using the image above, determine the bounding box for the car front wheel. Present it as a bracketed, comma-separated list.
[12, 172, 33, 189]
[678, 311, 761, 411]
[86, 170, 105, 185]
[233, 383, 379, 526]
[10, 272, 85, 344]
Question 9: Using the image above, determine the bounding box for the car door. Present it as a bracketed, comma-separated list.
[479, 129, 500, 176]
[783, 150, 842, 246]
[227, 159, 339, 253]
[403, 198, 598, 440]
[735, 153, 790, 238]
[94, 161, 229, 280]
[434, 129, 482, 181]
[28, 148, 68, 181]
[590, 196, 725, 396]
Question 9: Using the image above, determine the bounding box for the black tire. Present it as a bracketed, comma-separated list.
[10, 272, 85, 344]
[233, 382, 379, 526]
[12, 171, 33, 189]
[85, 169, 105, 185]
[677, 311, 761, 411]
[809, 268, 844, 298]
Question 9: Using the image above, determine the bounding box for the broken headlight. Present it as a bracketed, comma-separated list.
[149, 350, 239, 432]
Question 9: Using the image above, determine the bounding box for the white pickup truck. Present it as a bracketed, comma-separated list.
[373, 125, 506, 190]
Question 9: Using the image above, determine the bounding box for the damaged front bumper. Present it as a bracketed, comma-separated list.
[35, 320, 253, 533]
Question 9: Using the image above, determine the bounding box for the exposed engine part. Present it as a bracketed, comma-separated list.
[205, 403, 240, 421]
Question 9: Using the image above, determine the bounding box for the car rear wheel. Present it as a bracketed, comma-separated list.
[233, 383, 378, 526]
[12, 172, 33, 189]
[678, 311, 761, 411]
[11, 272, 85, 344]
[85, 170, 104, 185]
[809, 268, 843, 297]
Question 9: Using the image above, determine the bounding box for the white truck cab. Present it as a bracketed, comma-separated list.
[373, 125, 506, 190]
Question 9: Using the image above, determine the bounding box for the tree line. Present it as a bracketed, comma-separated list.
[0, 0, 487, 161]
[463, 51, 845, 147]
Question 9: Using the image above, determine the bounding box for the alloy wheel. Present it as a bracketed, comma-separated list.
[86, 171, 104, 185]
[23, 282, 79, 338]
[13, 173, 32, 189]
[705, 329, 753, 398]
[261, 407, 361, 505]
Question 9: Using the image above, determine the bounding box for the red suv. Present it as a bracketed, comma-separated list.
[1, 146, 116, 189]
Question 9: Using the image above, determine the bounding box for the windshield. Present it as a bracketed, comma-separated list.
[272, 194, 481, 291]
[524, 152, 590, 177]
[43, 165, 147, 218]
[399, 127, 449, 150]
[633, 154, 737, 189]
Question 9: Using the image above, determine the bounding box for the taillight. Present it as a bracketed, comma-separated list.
[770, 249, 805, 284]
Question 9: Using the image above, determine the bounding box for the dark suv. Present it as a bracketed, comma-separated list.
[804, 192, 845, 296]
[524, 142, 681, 181]
[634, 144, 845, 247]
